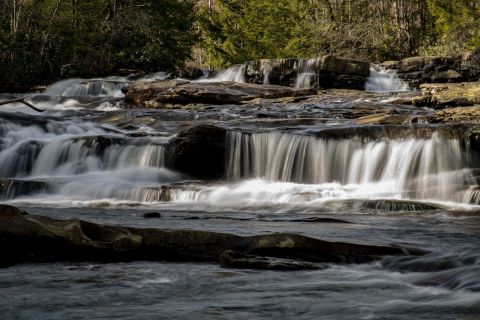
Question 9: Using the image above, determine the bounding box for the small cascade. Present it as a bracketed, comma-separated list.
[295, 58, 319, 89]
[0, 120, 167, 179]
[201, 64, 246, 83]
[365, 65, 410, 93]
[227, 131, 474, 202]
[44, 78, 128, 97]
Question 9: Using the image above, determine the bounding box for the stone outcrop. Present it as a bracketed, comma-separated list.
[123, 80, 316, 107]
[414, 83, 480, 109]
[384, 49, 480, 87]
[0, 205, 421, 269]
[433, 106, 480, 123]
[243, 56, 370, 90]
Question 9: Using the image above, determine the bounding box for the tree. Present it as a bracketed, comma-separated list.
[0, 0, 197, 91]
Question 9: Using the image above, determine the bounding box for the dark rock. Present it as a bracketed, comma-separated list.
[143, 212, 162, 218]
[166, 125, 227, 180]
[219, 250, 324, 271]
[0, 179, 49, 199]
[175, 66, 209, 80]
[290, 217, 352, 224]
[0, 205, 419, 268]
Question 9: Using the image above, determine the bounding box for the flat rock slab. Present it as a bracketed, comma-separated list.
[123, 80, 317, 107]
[415, 83, 480, 109]
[0, 205, 423, 269]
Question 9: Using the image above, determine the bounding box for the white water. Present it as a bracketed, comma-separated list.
[199, 64, 246, 83]
[226, 131, 474, 203]
[366, 65, 410, 93]
[43, 72, 170, 99]
[0, 119, 178, 203]
[44, 78, 128, 98]
[295, 58, 319, 89]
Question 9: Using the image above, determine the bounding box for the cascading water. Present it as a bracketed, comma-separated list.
[295, 58, 319, 89]
[0, 118, 178, 203]
[42, 72, 170, 100]
[226, 131, 474, 203]
[200, 64, 246, 83]
[365, 65, 410, 93]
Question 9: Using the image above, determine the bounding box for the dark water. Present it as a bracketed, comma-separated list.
[0, 77, 479, 319]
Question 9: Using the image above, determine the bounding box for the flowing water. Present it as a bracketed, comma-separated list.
[0, 75, 479, 319]
[365, 65, 410, 93]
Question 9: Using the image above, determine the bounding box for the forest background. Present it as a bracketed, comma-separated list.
[1, 0, 479, 90]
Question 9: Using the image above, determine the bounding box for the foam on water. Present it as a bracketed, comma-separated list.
[226, 131, 474, 203]
[366, 65, 410, 93]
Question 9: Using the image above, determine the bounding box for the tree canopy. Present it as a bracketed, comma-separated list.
[1, 0, 480, 90]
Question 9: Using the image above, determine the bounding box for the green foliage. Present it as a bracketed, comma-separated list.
[199, 0, 311, 67]
[200, 0, 436, 66]
[0, 0, 197, 91]
[421, 0, 480, 56]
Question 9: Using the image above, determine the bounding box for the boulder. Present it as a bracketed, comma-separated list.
[166, 125, 227, 180]
[0, 205, 421, 268]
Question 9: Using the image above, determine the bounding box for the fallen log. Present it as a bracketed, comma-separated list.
[0, 98, 45, 112]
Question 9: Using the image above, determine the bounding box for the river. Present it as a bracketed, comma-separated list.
[0, 69, 479, 319]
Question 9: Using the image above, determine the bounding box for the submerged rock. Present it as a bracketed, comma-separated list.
[143, 212, 162, 218]
[0, 205, 419, 268]
[219, 250, 324, 271]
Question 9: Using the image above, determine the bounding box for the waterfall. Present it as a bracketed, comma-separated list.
[0, 118, 177, 203]
[200, 64, 246, 83]
[0, 121, 167, 178]
[295, 58, 319, 89]
[227, 131, 474, 202]
[365, 65, 410, 93]
[44, 79, 128, 98]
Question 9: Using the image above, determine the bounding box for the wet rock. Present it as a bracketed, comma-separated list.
[290, 217, 352, 224]
[0, 205, 418, 268]
[0, 179, 49, 199]
[166, 125, 227, 180]
[143, 212, 162, 218]
[123, 80, 316, 107]
[219, 250, 324, 271]
[0, 205, 142, 267]
[360, 199, 445, 212]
